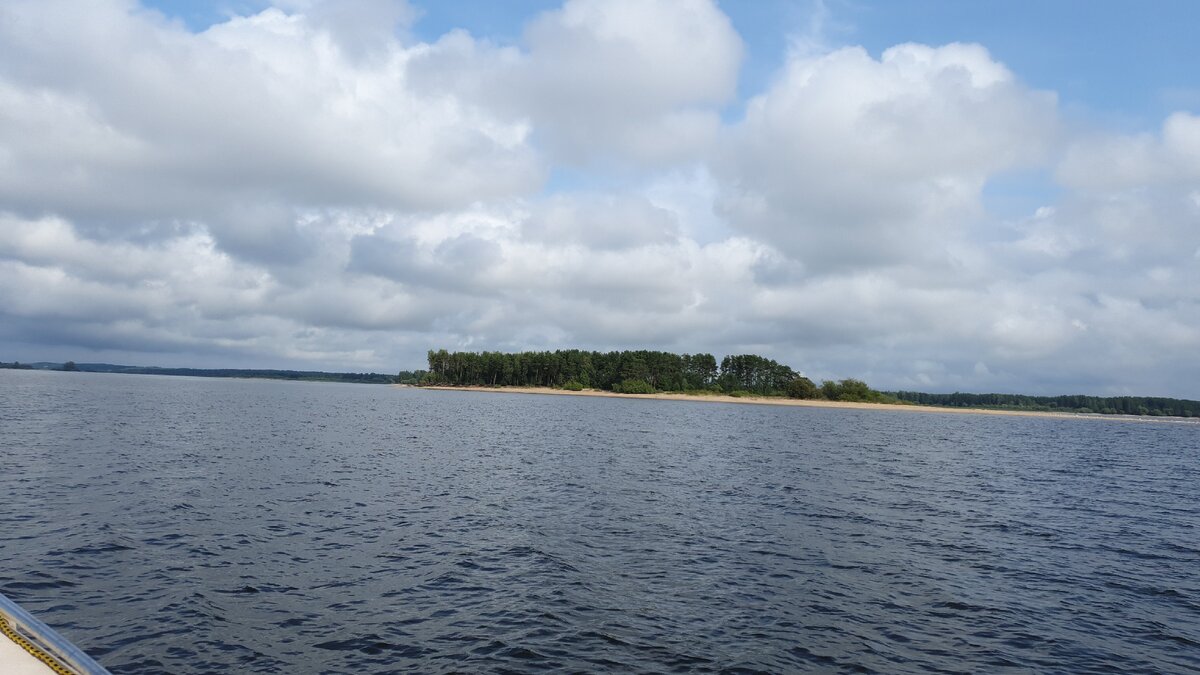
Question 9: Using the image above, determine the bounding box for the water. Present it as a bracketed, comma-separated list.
[1, 370, 1198, 673]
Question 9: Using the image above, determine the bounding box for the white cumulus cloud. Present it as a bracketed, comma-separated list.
[715, 43, 1058, 273]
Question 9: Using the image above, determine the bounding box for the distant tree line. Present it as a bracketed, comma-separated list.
[422, 349, 891, 401]
[127, 368, 396, 384]
[166, 368, 396, 384]
[38, 363, 397, 384]
[1, 361, 34, 369]
[887, 391, 1199, 417]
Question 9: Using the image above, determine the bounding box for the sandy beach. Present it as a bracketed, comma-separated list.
[409, 385, 1195, 424]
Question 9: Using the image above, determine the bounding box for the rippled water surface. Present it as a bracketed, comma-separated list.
[1, 370, 1198, 673]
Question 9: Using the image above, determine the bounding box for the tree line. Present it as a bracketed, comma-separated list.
[10, 361, 396, 384]
[421, 349, 890, 401]
[121, 367, 396, 384]
[887, 391, 1199, 417]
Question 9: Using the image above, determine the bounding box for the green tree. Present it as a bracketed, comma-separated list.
[619, 355, 650, 384]
[837, 378, 871, 402]
[786, 376, 819, 399]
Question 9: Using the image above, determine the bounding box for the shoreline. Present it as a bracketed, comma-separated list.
[410, 385, 1197, 424]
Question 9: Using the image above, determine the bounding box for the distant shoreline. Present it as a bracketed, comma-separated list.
[413, 385, 1197, 424]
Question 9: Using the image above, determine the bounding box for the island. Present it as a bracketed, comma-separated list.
[414, 349, 1200, 419]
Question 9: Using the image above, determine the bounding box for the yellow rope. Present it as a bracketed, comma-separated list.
[0, 615, 77, 675]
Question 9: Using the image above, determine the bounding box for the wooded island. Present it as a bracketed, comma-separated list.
[420, 349, 895, 402]
[411, 349, 1200, 417]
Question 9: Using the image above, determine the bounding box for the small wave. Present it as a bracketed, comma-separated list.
[579, 630, 632, 647]
[73, 542, 135, 555]
[3, 577, 78, 591]
[789, 645, 840, 667]
[933, 600, 990, 612]
[218, 585, 261, 594]
[498, 645, 548, 660]
[214, 583, 296, 595]
[1161, 541, 1200, 557]
[1156, 632, 1199, 647]
[313, 635, 434, 658]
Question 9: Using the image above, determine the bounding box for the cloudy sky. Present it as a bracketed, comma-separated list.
[1, 0, 1198, 397]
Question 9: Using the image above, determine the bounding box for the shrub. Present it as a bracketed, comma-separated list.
[729, 390, 754, 398]
[867, 391, 899, 404]
[613, 379, 655, 394]
[562, 380, 584, 391]
[836, 378, 872, 402]
[786, 376, 819, 399]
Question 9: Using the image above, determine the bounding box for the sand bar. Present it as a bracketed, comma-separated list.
[409, 385, 1198, 425]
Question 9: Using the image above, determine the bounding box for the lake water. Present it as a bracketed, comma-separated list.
[1, 370, 1198, 673]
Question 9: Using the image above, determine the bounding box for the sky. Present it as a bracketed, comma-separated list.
[1, 1, 1198, 397]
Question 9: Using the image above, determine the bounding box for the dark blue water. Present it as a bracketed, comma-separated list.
[1, 370, 1198, 673]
